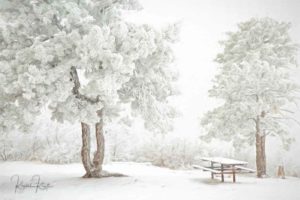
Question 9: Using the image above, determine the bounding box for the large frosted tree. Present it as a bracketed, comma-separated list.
[201, 18, 299, 178]
[0, 0, 179, 178]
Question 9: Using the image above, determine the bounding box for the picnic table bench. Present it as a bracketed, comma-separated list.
[193, 157, 255, 183]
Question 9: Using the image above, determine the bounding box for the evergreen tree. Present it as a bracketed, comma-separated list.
[201, 18, 299, 177]
[0, 0, 179, 177]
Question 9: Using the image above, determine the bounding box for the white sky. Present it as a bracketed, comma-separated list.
[128, 0, 300, 138]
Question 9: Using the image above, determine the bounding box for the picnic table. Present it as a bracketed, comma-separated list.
[193, 157, 255, 183]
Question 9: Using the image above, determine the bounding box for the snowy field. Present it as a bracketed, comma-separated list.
[1, 162, 300, 200]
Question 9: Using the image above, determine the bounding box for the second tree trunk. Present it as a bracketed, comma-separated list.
[255, 115, 266, 178]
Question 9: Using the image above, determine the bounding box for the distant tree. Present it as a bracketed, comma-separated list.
[0, 0, 179, 178]
[201, 18, 299, 178]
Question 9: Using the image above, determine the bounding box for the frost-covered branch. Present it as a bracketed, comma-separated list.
[270, 116, 300, 126]
[70, 66, 102, 105]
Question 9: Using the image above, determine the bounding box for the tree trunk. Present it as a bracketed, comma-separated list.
[261, 133, 266, 174]
[255, 116, 267, 178]
[71, 66, 105, 178]
[80, 109, 105, 178]
[81, 122, 93, 178]
[277, 165, 285, 179]
[92, 109, 105, 177]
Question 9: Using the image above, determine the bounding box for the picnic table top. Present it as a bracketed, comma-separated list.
[201, 157, 248, 165]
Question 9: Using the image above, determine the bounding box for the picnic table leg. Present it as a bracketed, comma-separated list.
[211, 162, 214, 179]
[233, 165, 236, 183]
[221, 164, 224, 182]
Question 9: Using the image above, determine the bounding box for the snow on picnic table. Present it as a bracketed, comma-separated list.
[200, 157, 248, 165]
[0, 161, 300, 200]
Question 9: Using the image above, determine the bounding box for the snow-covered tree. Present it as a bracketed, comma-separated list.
[0, 0, 179, 178]
[201, 18, 299, 178]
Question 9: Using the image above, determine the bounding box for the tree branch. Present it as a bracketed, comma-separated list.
[248, 117, 257, 124]
[52, 14, 64, 31]
[279, 109, 294, 114]
[99, 0, 119, 11]
[270, 116, 300, 126]
[70, 66, 102, 105]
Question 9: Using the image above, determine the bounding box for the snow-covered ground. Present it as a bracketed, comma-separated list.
[1, 161, 300, 200]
